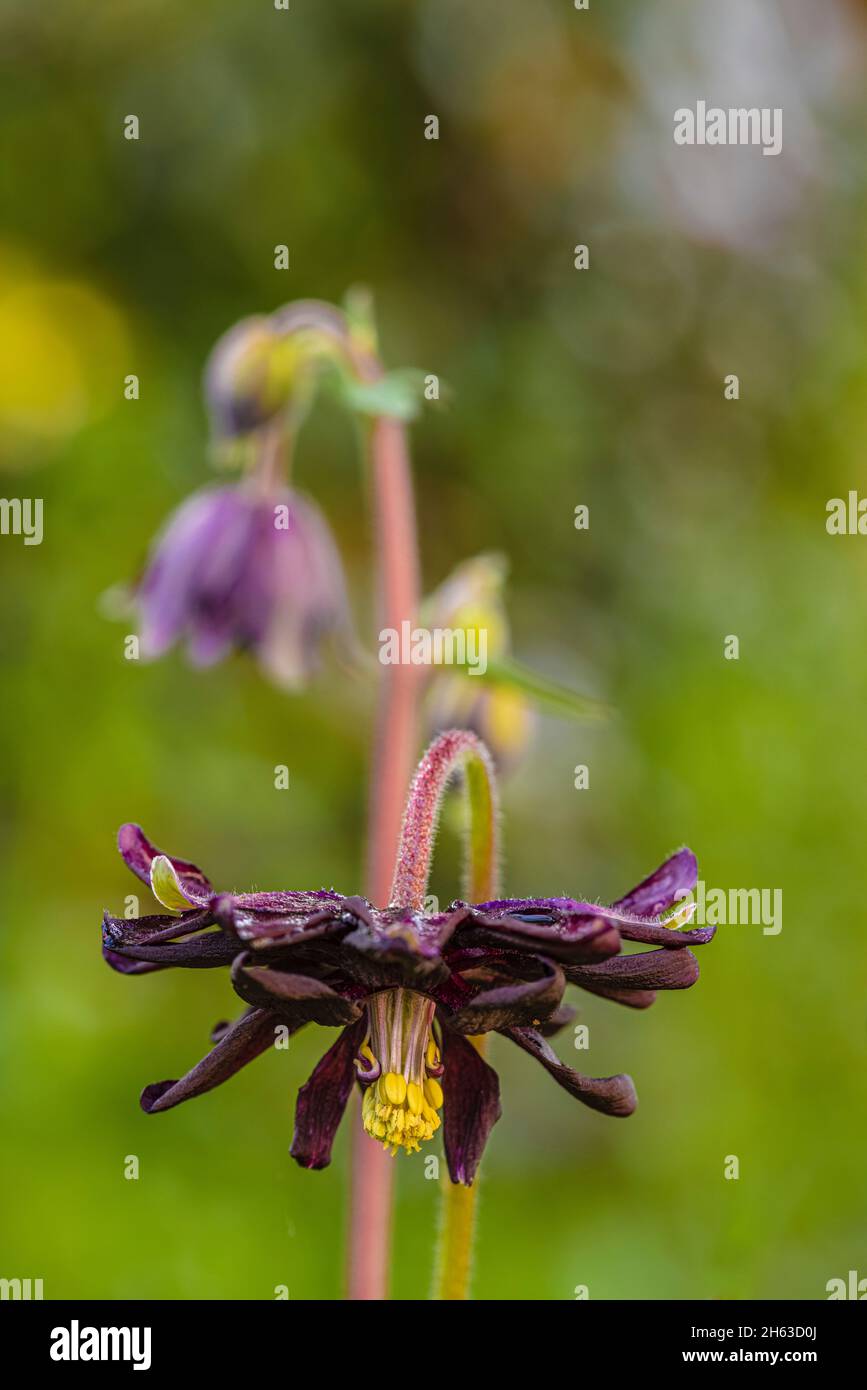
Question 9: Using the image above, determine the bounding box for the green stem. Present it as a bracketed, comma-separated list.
[433, 1174, 483, 1300]
[437, 744, 497, 1300]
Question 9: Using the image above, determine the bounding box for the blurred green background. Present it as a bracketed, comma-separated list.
[1, 0, 866, 1300]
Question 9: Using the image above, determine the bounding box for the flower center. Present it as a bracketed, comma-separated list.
[359, 988, 444, 1156]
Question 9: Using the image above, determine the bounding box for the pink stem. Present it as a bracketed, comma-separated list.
[347, 418, 422, 1302]
[364, 416, 423, 901]
[264, 299, 421, 1300]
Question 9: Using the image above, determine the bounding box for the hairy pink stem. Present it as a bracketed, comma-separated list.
[391, 729, 500, 910]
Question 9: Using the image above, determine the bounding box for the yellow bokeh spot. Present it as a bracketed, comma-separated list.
[0, 249, 129, 461]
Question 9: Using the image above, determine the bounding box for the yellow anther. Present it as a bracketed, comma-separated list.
[384, 1072, 407, 1106]
[424, 1077, 443, 1110]
[406, 1082, 423, 1115]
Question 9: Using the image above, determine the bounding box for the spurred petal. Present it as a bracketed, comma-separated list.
[102, 908, 212, 946]
[566, 947, 700, 998]
[102, 950, 166, 976]
[102, 910, 238, 969]
[140, 1007, 283, 1113]
[567, 985, 657, 1010]
[230, 953, 362, 1026]
[613, 849, 697, 917]
[217, 890, 349, 947]
[290, 1018, 367, 1170]
[502, 1026, 637, 1117]
[117, 824, 212, 905]
[616, 916, 714, 948]
[339, 900, 463, 983]
[441, 1027, 502, 1185]
[538, 1003, 578, 1037]
[447, 961, 566, 1034]
[562, 946, 702, 1009]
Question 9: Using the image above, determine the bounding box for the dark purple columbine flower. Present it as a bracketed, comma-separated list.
[136, 484, 349, 689]
[103, 825, 713, 1185]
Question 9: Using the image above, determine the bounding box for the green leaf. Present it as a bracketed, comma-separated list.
[482, 658, 612, 722]
[338, 367, 428, 421]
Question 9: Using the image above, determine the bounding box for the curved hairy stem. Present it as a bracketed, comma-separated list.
[390, 728, 499, 910]
[388, 730, 501, 1300]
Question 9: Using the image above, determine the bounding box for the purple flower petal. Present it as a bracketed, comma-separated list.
[440, 1028, 502, 1186]
[613, 849, 698, 917]
[447, 960, 566, 1034]
[461, 901, 622, 964]
[616, 918, 714, 947]
[257, 491, 352, 690]
[138, 488, 256, 658]
[140, 1007, 282, 1113]
[502, 1026, 637, 1117]
[230, 953, 363, 1026]
[187, 496, 275, 666]
[217, 891, 350, 947]
[117, 825, 212, 905]
[232, 889, 348, 914]
[136, 483, 351, 688]
[290, 1017, 368, 1170]
[468, 889, 712, 952]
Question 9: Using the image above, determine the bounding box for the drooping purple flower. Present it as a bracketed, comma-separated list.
[102, 824, 712, 1185]
[136, 484, 349, 689]
[203, 315, 289, 438]
[203, 303, 349, 440]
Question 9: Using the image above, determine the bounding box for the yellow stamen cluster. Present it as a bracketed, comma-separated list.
[362, 1071, 443, 1155]
[360, 992, 444, 1156]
